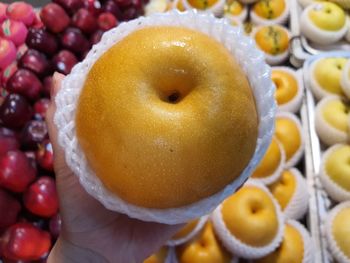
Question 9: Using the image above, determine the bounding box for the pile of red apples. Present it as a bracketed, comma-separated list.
[0, 0, 144, 261]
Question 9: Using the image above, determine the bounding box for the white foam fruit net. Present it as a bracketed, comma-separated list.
[54, 10, 276, 224]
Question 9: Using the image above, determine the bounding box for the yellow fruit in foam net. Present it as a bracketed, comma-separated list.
[275, 117, 301, 162]
[332, 207, 350, 259]
[76, 26, 258, 209]
[225, 0, 244, 15]
[221, 186, 279, 247]
[269, 170, 296, 209]
[176, 222, 231, 263]
[272, 69, 298, 105]
[187, 0, 219, 9]
[254, 223, 304, 263]
[255, 25, 289, 55]
[252, 137, 281, 179]
[314, 58, 347, 95]
[308, 2, 346, 31]
[253, 0, 286, 19]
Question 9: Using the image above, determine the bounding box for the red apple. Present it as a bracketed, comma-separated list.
[0, 38, 16, 70]
[0, 222, 51, 261]
[103, 0, 122, 20]
[6, 2, 35, 26]
[19, 49, 50, 77]
[72, 8, 97, 34]
[52, 50, 78, 75]
[0, 150, 36, 192]
[0, 189, 21, 230]
[0, 19, 28, 47]
[54, 0, 84, 14]
[0, 127, 19, 158]
[61, 27, 90, 55]
[0, 3, 8, 24]
[90, 29, 104, 45]
[1, 62, 18, 87]
[23, 176, 58, 218]
[98, 12, 117, 31]
[7, 69, 42, 101]
[0, 94, 32, 129]
[21, 120, 48, 150]
[84, 0, 102, 15]
[26, 28, 58, 56]
[36, 140, 54, 172]
[40, 3, 70, 33]
[34, 98, 50, 120]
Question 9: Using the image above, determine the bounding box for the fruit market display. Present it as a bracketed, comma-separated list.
[0, 0, 349, 262]
[0, 0, 145, 261]
[145, 0, 292, 67]
[305, 53, 350, 262]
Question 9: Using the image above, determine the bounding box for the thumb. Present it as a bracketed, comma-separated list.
[45, 72, 68, 175]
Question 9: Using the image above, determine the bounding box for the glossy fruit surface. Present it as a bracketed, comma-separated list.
[0, 150, 36, 193]
[72, 8, 97, 34]
[7, 69, 42, 101]
[61, 27, 90, 55]
[221, 185, 279, 246]
[40, 3, 70, 33]
[76, 26, 258, 208]
[36, 140, 54, 172]
[52, 50, 78, 75]
[26, 28, 58, 56]
[23, 176, 58, 218]
[0, 94, 32, 129]
[19, 49, 50, 76]
[0, 222, 51, 261]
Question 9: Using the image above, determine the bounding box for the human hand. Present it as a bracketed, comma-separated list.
[46, 73, 183, 263]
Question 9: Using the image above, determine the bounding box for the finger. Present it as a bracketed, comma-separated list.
[46, 72, 64, 151]
[46, 72, 67, 171]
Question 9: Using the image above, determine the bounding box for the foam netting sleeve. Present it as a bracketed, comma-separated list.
[283, 168, 309, 220]
[54, 10, 276, 224]
[320, 144, 350, 202]
[287, 220, 314, 263]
